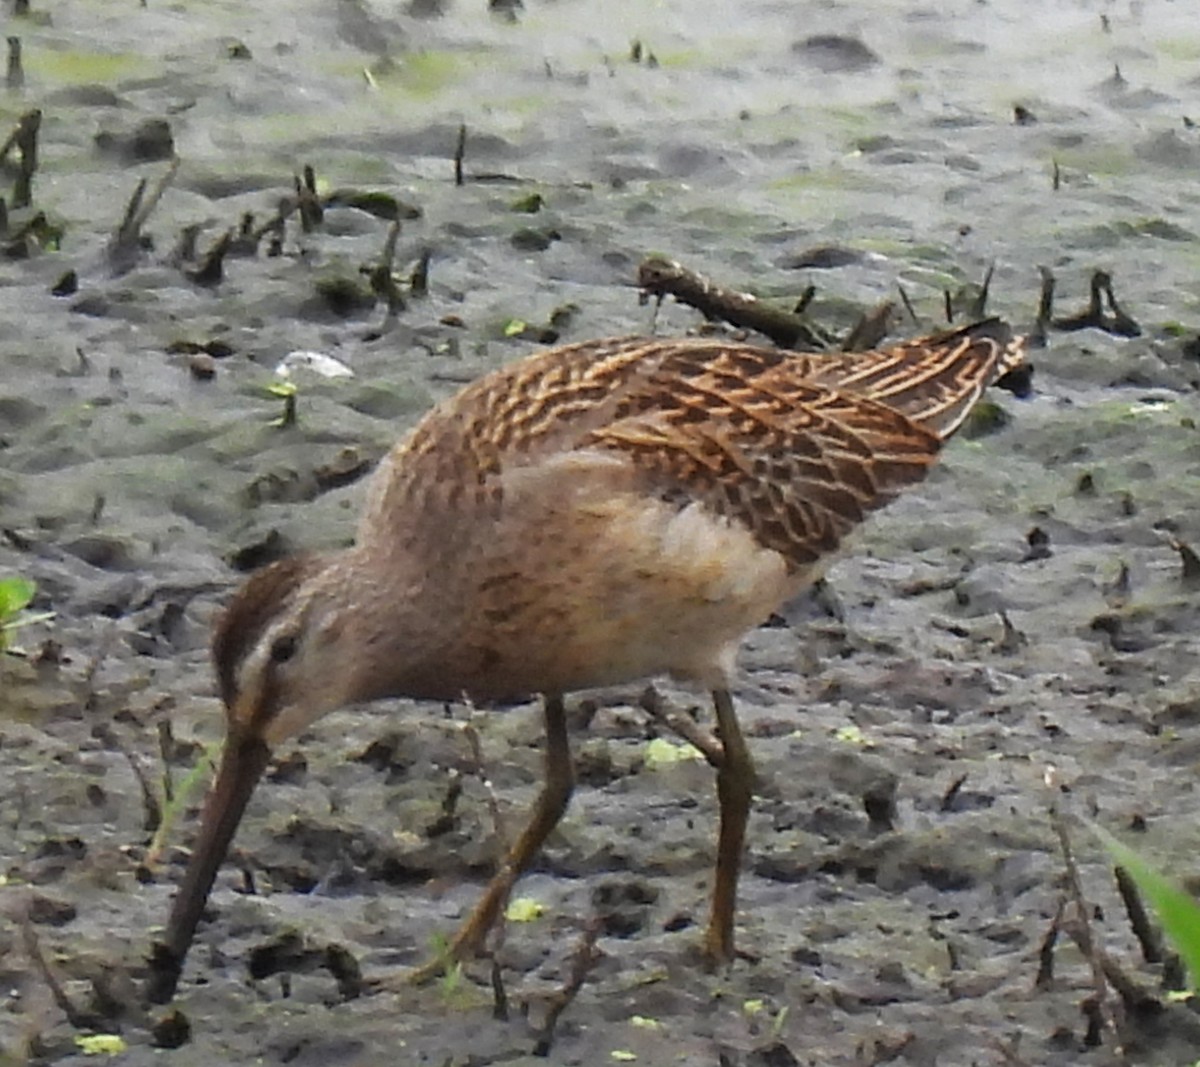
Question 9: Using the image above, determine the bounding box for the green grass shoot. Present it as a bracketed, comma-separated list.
[1091, 821, 1200, 990]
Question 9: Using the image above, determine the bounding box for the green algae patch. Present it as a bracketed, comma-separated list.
[29, 48, 153, 87]
[342, 50, 481, 100]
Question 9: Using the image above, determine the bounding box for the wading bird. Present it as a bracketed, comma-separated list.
[146, 320, 1025, 1003]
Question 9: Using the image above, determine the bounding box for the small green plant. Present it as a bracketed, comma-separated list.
[439, 959, 464, 1001]
[1092, 821, 1200, 990]
[0, 576, 53, 653]
[144, 741, 220, 870]
[266, 380, 298, 427]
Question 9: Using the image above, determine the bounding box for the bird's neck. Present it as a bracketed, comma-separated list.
[331, 543, 467, 705]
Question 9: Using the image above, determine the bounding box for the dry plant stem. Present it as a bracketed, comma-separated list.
[187, 230, 232, 287]
[1169, 537, 1200, 586]
[1113, 865, 1163, 964]
[637, 255, 829, 350]
[939, 773, 967, 813]
[252, 201, 296, 242]
[842, 299, 895, 352]
[11, 106, 38, 209]
[93, 721, 161, 833]
[1030, 266, 1055, 347]
[157, 719, 176, 806]
[408, 696, 574, 986]
[20, 911, 99, 1030]
[461, 721, 509, 854]
[460, 719, 509, 963]
[411, 248, 432, 297]
[792, 283, 815, 315]
[530, 916, 603, 1056]
[1052, 270, 1106, 332]
[0, 108, 39, 169]
[368, 218, 405, 319]
[294, 169, 323, 232]
[638, 686, 724, 768]
[5, 35, 22, 91]
[1058, 911, 1160, 1019]
[1101, 277, 1141, 337]
[454, 122, 466, 186]
[1051, 806, 1122, 1044]
[490, 957, 508, 1021]
[1034, 897, 1063, 989]
[108, 158, 180, 272]
[969, 263, 994, 320]
[896, 284, 920, 325]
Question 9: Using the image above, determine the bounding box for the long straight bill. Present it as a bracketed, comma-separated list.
[145, 735, 271, 1004]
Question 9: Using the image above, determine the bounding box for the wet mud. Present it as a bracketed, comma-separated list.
[3, 1, 1200, 1064]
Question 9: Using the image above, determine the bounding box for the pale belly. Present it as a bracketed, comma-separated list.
[443, 489, 812, 701]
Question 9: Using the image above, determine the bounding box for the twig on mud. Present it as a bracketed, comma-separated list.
[530, 916, 603, 1056]
[167, 222, 201, 268]
[1113, 865, 1164, 965]
[1030, 266, 1055, 347]
[107, 157, 180, 274]
[460, 719, 512, 962]
[969, 262, 994, 319]
[0, 107, 39, 170]
[365, 217, 406, 324]
[939, 773, 967, 813]
[638, 686, 724, 769]
[454, 122, 466, 186]
[156, 719, 176, 806]
[295, 165, 323, 233]
[246, 163, 321, 246]
[1050, 806, 1123, 1045]
[842, 298, 895, 352]
[1168, 536, 1200, 588]
[6, 35, 23, 92]
[6, 106, 39, 209]
[896, 283, 920, 326]
[461, 721, 510, 855]
[93, 720, 162, 834]
[1100, 274, 1141, 337]
[410, 247, 432, 297]
[792, 283, 815, 316]
[1051, 269, 1106, 332]
[490, 957, 509, 1022]
[1034, 896, 1063, 990]
[18, 907, 101, 1031]
[186, 229, 233, 287]
[636, 255, 831, 350]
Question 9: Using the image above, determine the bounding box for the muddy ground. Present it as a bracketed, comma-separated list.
[2, 0, 1200, 1064]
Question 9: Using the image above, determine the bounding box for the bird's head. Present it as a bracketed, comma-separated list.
[146, 554, 354, 1004]
[212, 554, 357, 749]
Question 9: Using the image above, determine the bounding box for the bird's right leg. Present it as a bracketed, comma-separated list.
[702, 687, 755, 967]
[406, 692, 575, 986]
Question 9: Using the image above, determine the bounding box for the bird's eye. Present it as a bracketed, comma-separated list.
[269, 634, 298, 664]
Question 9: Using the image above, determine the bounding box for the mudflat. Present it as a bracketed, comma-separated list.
[2, 2, 1199, 1064]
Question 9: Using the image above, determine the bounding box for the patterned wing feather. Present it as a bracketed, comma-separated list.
[362, 325, 1025, 568]
[582, 346, 945, 568]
